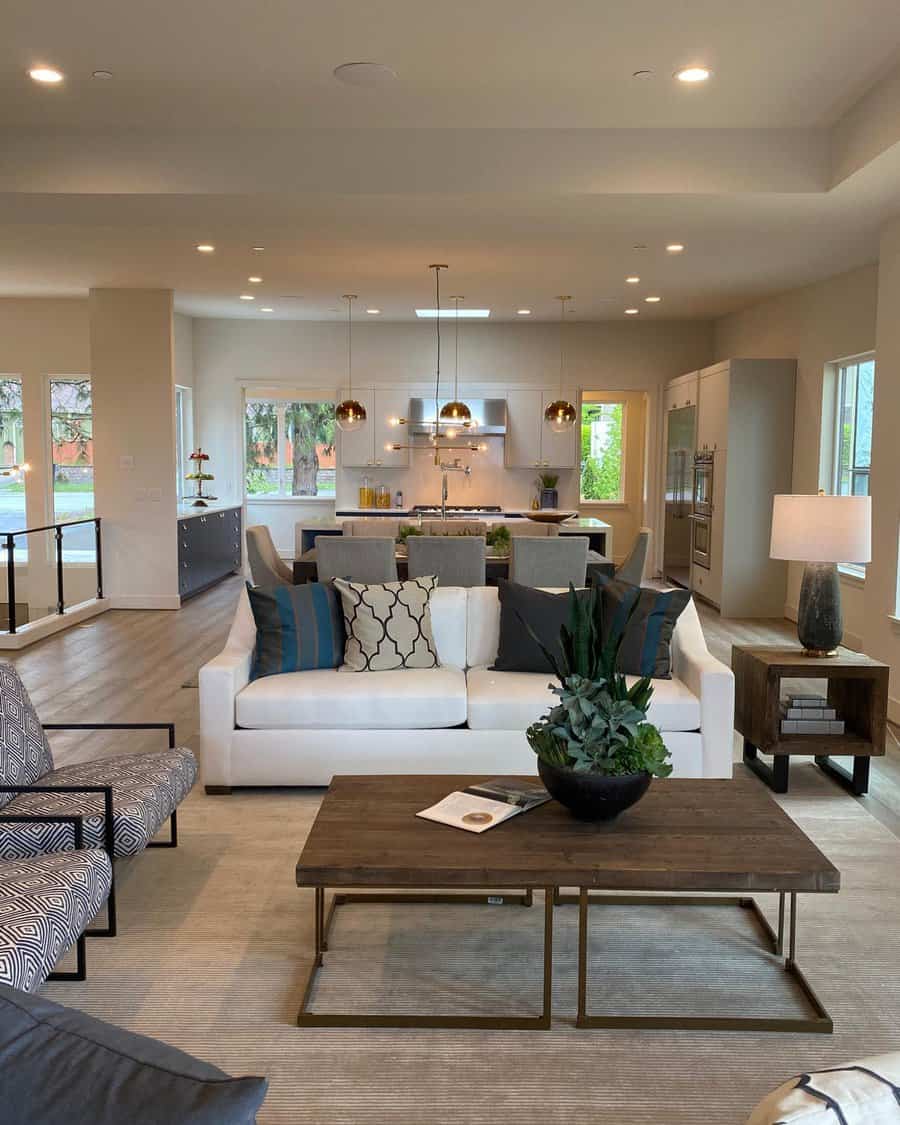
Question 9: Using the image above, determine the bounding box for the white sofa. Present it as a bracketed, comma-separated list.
[199, 586, 735, 791]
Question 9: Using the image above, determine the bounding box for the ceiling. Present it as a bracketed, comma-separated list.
[3, 0, 900, 321]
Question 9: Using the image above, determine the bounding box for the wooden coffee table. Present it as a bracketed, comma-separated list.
[295, 774, 839, 1032]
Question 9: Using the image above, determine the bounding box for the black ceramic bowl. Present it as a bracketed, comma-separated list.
[537, 759, 651, 821]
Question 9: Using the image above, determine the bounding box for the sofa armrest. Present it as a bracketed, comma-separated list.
[198, 644, 252, 789]
[670, 601, 735, 778]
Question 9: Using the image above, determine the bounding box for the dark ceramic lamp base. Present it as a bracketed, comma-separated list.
[797, 562, 842, 656]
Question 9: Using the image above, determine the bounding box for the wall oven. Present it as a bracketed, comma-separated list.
[691, 513, 711, 570]
[693, 450, 714, 517]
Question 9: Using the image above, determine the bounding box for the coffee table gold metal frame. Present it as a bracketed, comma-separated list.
[557, 888, 832, 1033]
[297, 886, 555, 1030]
[298, 885, 832, 1033]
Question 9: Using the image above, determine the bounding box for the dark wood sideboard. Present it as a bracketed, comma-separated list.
[178, 506, 242, 600]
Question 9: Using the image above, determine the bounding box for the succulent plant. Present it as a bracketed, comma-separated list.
[523, 585, 672, 778]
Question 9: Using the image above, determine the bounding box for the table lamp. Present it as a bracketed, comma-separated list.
[769, 493, 871, 656]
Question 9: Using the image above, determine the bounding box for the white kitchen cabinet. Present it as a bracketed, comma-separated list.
[696, 364, 730, 452]
[338, 387, 409, 469]
[505, 388, 578, 469]
[663, 372, 699, 414]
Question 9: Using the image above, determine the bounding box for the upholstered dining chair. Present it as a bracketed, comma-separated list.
[406, 536, 486, 587]
[315, 537, 398, 584]
[246, 525, 294, 587]
[509, 536, 589, 588]
[0, 663, 196, 939]
[615, 527, 652, 586]
[341, 519, 404, 538]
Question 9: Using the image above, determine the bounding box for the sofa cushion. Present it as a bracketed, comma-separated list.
[236, 666, 467, 730]
[246, 581, 344, 678]
[0, 850, 112, 992]
[334, 576, 438, 671]
[745, 1052, 900, 1124]
[466, 666, 701, 732]
[0, 983, 268, 1125]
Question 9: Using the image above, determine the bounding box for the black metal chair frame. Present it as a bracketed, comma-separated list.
[0, 722, 180, 942]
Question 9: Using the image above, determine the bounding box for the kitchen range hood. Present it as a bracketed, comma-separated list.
[405, 398, 507, 436]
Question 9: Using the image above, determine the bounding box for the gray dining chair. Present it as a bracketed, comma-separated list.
[342, 519, 403, 538]
[510, 536, 589, 588]
[615, 527, 652, 586]
[406, 536, 486, 588]
[246, 525, 294, 587]
[315, 537, 398, 584]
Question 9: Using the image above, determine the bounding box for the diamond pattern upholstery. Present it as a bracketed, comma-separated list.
[0, 849, 112, 991]
[0, 664, 54, 810]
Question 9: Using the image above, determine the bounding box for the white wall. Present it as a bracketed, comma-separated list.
[192, 317, 714, 555]
[713, 263, 878, 646]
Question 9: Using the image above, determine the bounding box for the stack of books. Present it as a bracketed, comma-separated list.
[780, 694, 845, 735]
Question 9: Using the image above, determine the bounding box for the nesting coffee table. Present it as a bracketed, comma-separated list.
[295, 774, 839, 1032]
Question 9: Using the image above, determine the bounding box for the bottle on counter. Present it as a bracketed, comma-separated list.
[395, 490, 404, 509]
[375, 484, 391, 509]
[359, 475, 374, 509]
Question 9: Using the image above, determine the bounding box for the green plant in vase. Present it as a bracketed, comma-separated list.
[524, 584, 671, 819]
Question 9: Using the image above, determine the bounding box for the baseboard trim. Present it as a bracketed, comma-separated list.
[108, 595, 182, 611]
[0, 599, 111, 649]
[783, 603, 864, 653]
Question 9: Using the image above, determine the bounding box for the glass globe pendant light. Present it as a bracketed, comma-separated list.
[544, 294, 577, 432]
[439, 294, 472, 428]
[335, 294, 367, 432]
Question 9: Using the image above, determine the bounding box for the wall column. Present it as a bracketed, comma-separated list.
[89, 289, 179, 608]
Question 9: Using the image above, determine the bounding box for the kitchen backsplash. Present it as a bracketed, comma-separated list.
[336, 436, 579, 510]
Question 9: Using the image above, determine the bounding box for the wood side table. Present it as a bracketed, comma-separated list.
[732, 645, 890, 795]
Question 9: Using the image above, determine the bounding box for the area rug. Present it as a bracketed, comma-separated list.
[43, 765, 900, 1124]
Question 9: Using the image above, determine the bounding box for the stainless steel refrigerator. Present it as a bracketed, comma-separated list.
[663, 405, 696, 588]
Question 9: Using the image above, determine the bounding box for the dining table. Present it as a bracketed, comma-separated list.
[291, 547, 615, 586]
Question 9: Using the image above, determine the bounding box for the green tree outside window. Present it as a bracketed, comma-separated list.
[580, 402, 624, 502]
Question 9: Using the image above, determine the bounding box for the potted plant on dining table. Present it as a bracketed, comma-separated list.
[525, 586, 672, 820]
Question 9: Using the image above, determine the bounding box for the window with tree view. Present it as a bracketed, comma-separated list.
[51, 378, 94, 525]
[245, 397, 336, 498]
[0, 378, 25, 541]
[834, 357, 874, 498]
[581, 401, 625, 502]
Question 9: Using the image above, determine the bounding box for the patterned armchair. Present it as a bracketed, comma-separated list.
[0, 663, 197, 937]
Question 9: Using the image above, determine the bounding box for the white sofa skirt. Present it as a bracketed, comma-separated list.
[222, 727, 707, 788]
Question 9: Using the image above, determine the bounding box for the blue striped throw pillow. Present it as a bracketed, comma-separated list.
[246, 582, 345, 678]
[595, 576, 691, 679]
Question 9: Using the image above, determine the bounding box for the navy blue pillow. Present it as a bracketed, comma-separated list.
[246, 581, 345, 678]
[596, 576, 691, 679]
[0, 984, 267, 1125]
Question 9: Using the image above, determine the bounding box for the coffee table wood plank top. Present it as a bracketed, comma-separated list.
[295, 774, 839, 894]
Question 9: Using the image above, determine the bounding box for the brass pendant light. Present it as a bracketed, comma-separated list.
[335, 293, 367, 432]
[439, 294, 472, 428]
[544, 294, 577, 432]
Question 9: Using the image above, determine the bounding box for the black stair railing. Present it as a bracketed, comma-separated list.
[2, 517, 103, 634]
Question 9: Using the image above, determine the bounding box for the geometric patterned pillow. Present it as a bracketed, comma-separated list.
[333, 576, 438, 671]
[745, 1052, 900, 1124]
[0, 664, 54, 810]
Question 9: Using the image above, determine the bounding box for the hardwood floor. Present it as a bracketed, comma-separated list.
[5, 577, 899, 833]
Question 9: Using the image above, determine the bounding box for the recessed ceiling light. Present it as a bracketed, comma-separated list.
[675, 66, 711, 83]
[260, 307, 274, 313]
[415, 308, 490, 319]
[626, 276, 640, 284]
[632, 243, 647, 250]
[251, 246, 265, 252]
[632, 69, 654, 79]
[248, 276, 262, 284]
[666, 243, 685, 253]
[625, 308, 639, 315]
[239, 294, 254, 301]
[333, 62, 398, 87]
[91, 69, 113, 80]
[195, 244, 215, 253]
[517, 309, 531, 315]
[366, 308, 381, 315]
[645, 295, 661, 303]
[29, 66, 64, 84]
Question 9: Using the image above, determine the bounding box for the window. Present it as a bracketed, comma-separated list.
[833, 357, 874, 497]
[581, 400, 625, 502]
[50, 379, 94, 560]
[0, 378, 26, 540]
[245, 396, 336, 498]
[175, 386, 194, 501]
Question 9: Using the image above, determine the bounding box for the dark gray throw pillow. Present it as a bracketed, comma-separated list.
[491, 580, 591, 674]
[596, 576, 691, 679]
[0, 984, 268, 1125]
[246, 580, 345, 679]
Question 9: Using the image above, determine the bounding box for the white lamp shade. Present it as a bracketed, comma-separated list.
[770, 494, 871, 564]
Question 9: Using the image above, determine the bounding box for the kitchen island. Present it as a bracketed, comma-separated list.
[297, 512, 612, 557]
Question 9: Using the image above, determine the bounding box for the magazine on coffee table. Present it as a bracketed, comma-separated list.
[416, 778, 551, 834]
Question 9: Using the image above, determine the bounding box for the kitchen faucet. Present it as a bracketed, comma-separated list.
[439, 459, 471, 520]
